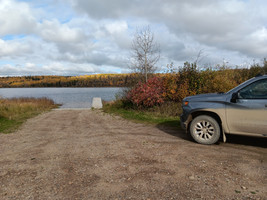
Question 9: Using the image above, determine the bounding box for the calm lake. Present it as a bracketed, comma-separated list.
[0, 88, 124, 108]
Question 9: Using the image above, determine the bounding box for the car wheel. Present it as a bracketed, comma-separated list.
[190, 115, 221, 145]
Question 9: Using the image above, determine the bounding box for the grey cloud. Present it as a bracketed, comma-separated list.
[70, 0, 135, 19]
[70, 0, 267, 60]
[1, 0, 266, 76]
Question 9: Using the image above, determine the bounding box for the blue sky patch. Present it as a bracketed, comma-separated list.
[2, 35, 26, 41]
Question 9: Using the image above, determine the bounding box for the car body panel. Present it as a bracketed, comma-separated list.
[226, 99, 267, 136]
[181, 75, 267, 139]
[181, 93, 228, 131]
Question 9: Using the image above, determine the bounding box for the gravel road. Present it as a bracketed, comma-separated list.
[0, 110, 266, 199]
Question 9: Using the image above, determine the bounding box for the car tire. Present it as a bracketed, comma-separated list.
[190, 115, 221, 145]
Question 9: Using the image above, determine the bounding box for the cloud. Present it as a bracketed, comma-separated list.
[68, 0, 134, 19]
[0, 61, 126, 76]
[104, 20, 131, 49]
[70, 0, 267, 60]
[0, 0, 266, 76]
[0, 0, 36, 36]
[0, 39, 33, 57]
[37, 19, 86, 44]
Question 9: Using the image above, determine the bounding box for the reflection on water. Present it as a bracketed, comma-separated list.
[0, 87, 123, 108]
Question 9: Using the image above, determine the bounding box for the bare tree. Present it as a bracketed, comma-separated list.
[194, 49, 204, 65]
[130, 26, 160, 82]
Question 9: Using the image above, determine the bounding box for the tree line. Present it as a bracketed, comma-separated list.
[0, 74, 144, 88]
[1, 61, 266, 89]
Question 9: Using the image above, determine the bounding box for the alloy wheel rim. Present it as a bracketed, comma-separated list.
[194, 120, 215, 140]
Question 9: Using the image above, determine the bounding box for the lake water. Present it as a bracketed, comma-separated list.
[0, 88, 123, 108]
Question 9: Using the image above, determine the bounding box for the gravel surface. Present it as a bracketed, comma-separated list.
[0, 110, 266, 199]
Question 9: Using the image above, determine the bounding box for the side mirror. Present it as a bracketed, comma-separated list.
[231, 92, 238, 103]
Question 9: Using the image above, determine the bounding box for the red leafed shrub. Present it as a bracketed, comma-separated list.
[127, 77, 164, 108]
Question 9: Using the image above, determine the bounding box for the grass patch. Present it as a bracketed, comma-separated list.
[0, 117, 19, 133]
[103, 100, 181, 128]
[0, 97, 58, 133]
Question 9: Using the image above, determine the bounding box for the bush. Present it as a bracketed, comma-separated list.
[162, 73, 180, 101]
[126, 77, 164, 108]
[124, 61, 267, 110]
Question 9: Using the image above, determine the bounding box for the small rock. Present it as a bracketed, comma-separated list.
[241, 186, 247, 190]
[189, 175, 195, 180]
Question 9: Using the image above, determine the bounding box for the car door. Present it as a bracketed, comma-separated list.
[226, 78, 267, 136]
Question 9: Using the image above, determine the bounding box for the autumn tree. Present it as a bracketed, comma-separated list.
[130, 26, 160, 82]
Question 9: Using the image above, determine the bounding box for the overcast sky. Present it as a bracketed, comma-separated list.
[0, 0, 267, 76]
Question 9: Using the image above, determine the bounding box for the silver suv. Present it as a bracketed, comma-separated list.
[181, 75, 267, 144]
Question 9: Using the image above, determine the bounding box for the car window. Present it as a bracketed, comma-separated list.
[239, 79, 267, 99]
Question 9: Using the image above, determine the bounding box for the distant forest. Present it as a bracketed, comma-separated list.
[0, 74, 144, 88]
[0, 61, 266, 88]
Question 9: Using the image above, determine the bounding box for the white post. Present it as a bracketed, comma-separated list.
[92, 97, 103, 109]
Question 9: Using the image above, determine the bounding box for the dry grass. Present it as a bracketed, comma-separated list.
[0, 97, 57, 133]
[147, 101, 182, 117]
